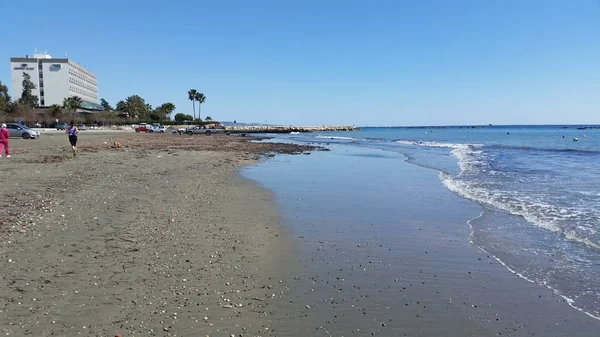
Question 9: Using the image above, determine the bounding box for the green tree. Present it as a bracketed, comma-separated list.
[18, 73, 39, 108]
[100, 98, 113, 111]
[115, 95, 150, 119]
[0, 80, 10, 113]
[174, 113, 193, 123]
[49, 104, 63, 118]
[116, 100, 127, 113]
[149, 110, 162, 122]
[155, 102, 176, 120]
[63, 96, 82, 116]
[188, 89, 198, 120]
[195, 92, 206, 120]
[130, 97, 150, 119]
[205, 116, 213, 121]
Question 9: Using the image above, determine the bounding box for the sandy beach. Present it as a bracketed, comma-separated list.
[0, 132, 313, 336]
[2, 131, 600, 337]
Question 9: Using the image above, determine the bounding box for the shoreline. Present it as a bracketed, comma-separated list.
[0, 133, 311, 336]
[465, 211, 600, 322]
[4, 132, 599, 336]
[387, 136, 600, 322]
[244, 142, 600, 336]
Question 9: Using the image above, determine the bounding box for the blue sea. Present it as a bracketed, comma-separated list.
[255, 125, 600, 322]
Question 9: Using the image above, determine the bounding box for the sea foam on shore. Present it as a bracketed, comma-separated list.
[244, 142, 600, 336]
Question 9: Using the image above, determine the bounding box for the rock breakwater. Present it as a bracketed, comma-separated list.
[225, 125, 359, 133]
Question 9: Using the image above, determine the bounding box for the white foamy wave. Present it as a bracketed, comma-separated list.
[396, 140, 480, 149]
[441, 173, 600, 251]
[451, 146, 487, 175]
[315, 136, 355, 140]
[396, 140, 484, 174]
[466, 213, 600, 321]
[289, 132, 301, 135]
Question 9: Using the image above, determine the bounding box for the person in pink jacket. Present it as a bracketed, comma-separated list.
[0, 123, 10, 158]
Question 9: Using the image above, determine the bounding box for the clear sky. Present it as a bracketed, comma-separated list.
[1, 0, 599, 126]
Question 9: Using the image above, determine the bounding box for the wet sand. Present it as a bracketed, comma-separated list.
[244, 144, 600, 337]
[0, 132, 312, 336]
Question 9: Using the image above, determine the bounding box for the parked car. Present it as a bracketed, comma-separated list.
[78, 124, 88, 131]
[148, 124, 166, 133]
[56, 122, 68, 130]
[185, 125, 227, 136]
[5, 123, 40, 139]
[134, 123, 149, 132]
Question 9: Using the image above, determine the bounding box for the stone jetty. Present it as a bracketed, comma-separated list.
[224, 125, 359, 134]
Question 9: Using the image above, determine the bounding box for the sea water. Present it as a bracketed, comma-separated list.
[267, 125, 600, 320]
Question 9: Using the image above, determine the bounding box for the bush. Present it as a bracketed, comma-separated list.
[174, 113, 193, 123]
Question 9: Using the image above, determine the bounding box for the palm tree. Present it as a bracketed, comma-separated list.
[188, 89, 198, 120]
[49, 104, 62, 118]
[72, 96, 82, 108]
[195, 92, 206, 120]
[62, 96, 82, 116]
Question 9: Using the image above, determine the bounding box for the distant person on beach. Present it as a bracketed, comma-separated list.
[0, 123, 10, 158]
[66, 121, 79, 156]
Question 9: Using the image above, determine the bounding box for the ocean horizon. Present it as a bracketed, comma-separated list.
[358, 124, 600, 128]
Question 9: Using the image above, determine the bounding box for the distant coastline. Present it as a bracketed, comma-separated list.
[225, 125, 359, 133]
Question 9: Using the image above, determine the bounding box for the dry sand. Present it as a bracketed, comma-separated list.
[0, 132, 315, 336]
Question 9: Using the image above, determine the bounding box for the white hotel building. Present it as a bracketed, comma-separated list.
[10, 52, 102, 110]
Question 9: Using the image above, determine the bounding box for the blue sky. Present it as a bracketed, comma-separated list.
[1, 0, 599, 126]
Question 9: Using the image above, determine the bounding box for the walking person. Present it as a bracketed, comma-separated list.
[66, 121, 79, 156]
[0, 123, 10, 158]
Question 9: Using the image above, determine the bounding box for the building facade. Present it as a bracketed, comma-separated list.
[10, 52, 100, 109]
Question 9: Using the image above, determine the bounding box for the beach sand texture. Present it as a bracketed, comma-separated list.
[1, 132, 599, 337]
[0, 133, 310, 336]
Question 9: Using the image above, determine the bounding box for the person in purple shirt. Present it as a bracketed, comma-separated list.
[66, 121, 79, 156]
